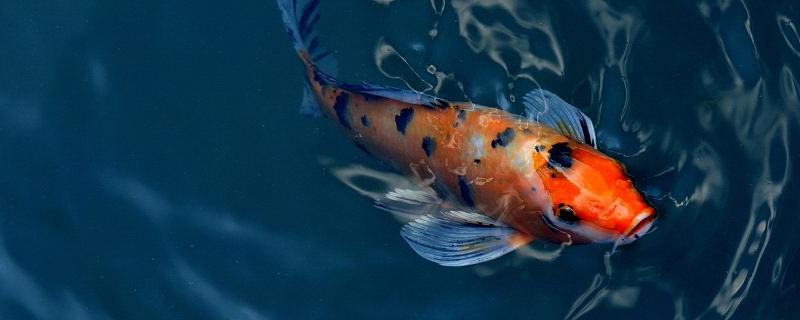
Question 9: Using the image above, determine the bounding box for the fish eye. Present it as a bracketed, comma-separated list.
[556, 203, 580, 223]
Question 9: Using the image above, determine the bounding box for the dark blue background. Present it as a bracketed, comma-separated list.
[0, 0, 798, 319]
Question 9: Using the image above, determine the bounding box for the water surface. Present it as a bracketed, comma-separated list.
[0, 0, 798, 319]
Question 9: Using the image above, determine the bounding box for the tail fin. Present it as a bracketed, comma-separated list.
[277, 0, 338, 117]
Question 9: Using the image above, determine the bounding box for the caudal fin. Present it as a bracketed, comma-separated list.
[277, 0, 339, 117]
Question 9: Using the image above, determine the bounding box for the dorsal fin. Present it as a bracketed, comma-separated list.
[522, 89, 597, 147]
[342, 82, 451, 109]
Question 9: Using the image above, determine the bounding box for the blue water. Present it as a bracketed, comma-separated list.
[1, 0, 799, 319]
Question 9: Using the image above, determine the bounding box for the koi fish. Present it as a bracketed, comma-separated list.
[278, 0, 656, 266]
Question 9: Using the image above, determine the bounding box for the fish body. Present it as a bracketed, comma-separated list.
[279, 0, 655, 266]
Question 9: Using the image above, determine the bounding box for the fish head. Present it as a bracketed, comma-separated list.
[536, 141, 656, 245]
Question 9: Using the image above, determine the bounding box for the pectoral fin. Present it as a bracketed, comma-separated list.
[400, 210, 533, 266]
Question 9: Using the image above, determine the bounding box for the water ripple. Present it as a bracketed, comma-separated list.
[701, 118, 789, 319]
[777, 14, 800, 58]
[450, 0, 564, 78]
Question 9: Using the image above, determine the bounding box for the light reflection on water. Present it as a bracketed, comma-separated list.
[339, 0, 799, 318]
[0, 0, 797, 319]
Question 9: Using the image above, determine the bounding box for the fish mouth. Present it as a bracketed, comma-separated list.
[619, 211, 656, 244]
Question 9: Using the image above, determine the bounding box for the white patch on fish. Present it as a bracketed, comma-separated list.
[473, 177, 494, 185]
[510, 141, 535, 173]
[470, 134, 485, 159]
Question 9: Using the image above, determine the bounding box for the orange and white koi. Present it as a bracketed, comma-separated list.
[278, 0, 656, 266]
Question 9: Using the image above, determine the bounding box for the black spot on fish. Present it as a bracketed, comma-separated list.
[474, 159, 481, 164]
[422, 136, 436, 158]
[551, 172, 557, 178]
[531, 187, 536, 192]
[491, 128, 515, 148]
[333, 93, 351, 130]
[434, 99, 451, 109]
[534, 145, 545, 152]
[454, 109, 467, 127]
[579, 117, 594, 146]
[458, 175, 476, 207]
[395, 108, 414, 135]
[548, 142, 573, 168]
[360, 115, 370, 127]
